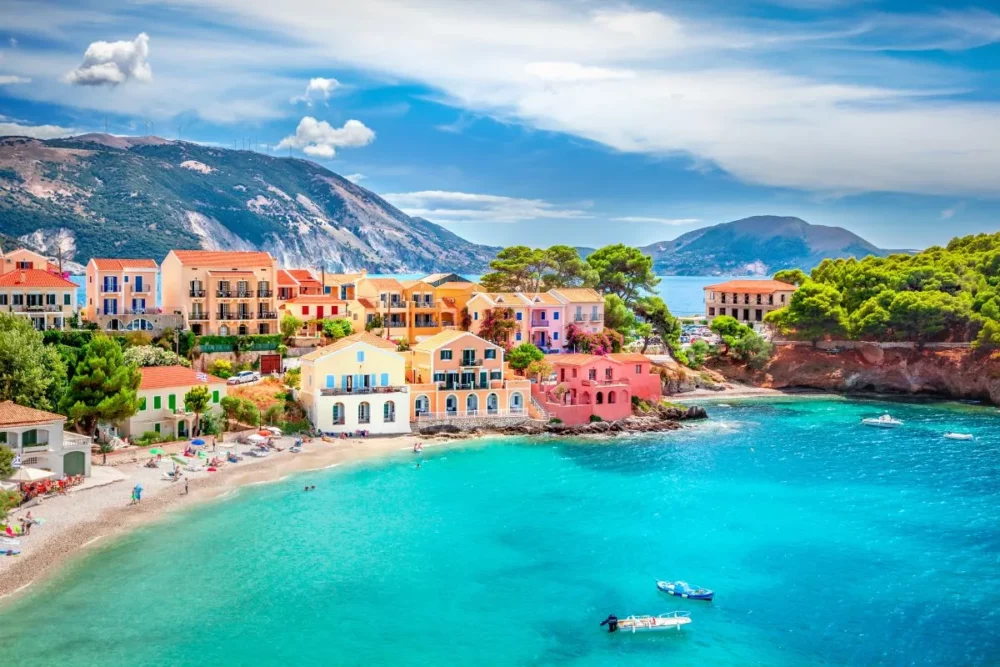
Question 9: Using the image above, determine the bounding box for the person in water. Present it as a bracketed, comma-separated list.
[600, 614, 619, 633]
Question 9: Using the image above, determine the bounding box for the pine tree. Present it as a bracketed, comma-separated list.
[60, 335, 141, 436]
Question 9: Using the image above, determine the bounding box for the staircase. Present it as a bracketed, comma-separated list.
[529, 394, 550, 421]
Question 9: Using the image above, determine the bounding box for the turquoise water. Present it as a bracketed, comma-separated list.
[2, 397, 999, 666]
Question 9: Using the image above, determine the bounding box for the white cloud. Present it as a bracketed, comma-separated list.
[276, 116, 375, 158]
[940, 202, 965, 219]
[64, 32, 152, 86]
[0, 120, 75, 138]
[524, 62, 636, 82]
[343, 173, 366, 183]
[611, 216, 701, 225]
[291, 76, 340, 105]
[9, 37, 17, 48]
[382, 190, 591, 223]
[0, 75, 30, 85]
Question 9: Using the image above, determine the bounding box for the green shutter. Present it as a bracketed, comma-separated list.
[154, 396, 161, 409]
[212, 390, 220, 403]
[154, 423, 160, 433]
[168, 395, 176, 410]
[140, 397, 147, 411]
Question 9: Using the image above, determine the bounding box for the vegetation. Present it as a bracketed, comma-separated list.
[59, 334, 142, 436]
[634, 295, 681, 350]
[588, 414, 604, 422]
[565, 324, 624, 354]
[683, 340, 711, 368]
[0, 446, 14, 479]
[508, 343, 544, 373]
[525, 358, 553, 382]
[0, 313, 68, 411]
[136, 430, 164, 446]
[321, 318, 353, 340]
[586, 244, 659, 306]
[183, 385, 211, 436]
[365, 313, 384, 332]
[207, 359, 234, 378]
[477, 308, 518, 347]
[281, 314, 303, 341]
[1, 489, 22, 522]
[480, 245, 597, 293]
[96, 439, 116, 465]
[732, 332, 774, 370]
[603, 294, 636, 338]
[123, 345, 191, 368]
[284, 366, 302, 389]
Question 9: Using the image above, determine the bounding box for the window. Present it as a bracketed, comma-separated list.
[22, 429, 38, 446]
[484, 349, 497, 360]
[64, 293, 71, 305]
[124, 275, 130, 283]
[719, 308, 726, 316]
[383, 401, 395, 423]
[140, 397, 147, 411]
[0, 295, 6, 306]
[380, 373, 389, 386]
[154, 396, 161, 409]
[46, 293, 56, 305]
[709, 307, 715, 316]
[13, 294, 23, 306]
[168, 394, 176, 411]
[605, 367, 613, 380]
[490, 370, 502, 380]
[540, 311, 546, 320]
[357, 350, 365, 362]
[515, 312, 522, 321]
[302, 305, 310, 315]
[0, 432, 5, 444]
[473, 312, 479, 321]
[588, 369, 597, 380]
[781, 294, 787, 303]
[553, 311, 559, 320]
[553, 332, 559, 341]
[515, 332, 521, 341]
[154, 423, 160, 434]
[636, 365, 643, 375]
[433, 372, 446, 382]
[358, 402, 371, 424]
[440, 349, 453, 360]
[212, 390, 220, 403]
[326, 375, 335, 388]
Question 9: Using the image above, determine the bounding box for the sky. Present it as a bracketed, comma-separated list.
[1, 0, 1000, 250]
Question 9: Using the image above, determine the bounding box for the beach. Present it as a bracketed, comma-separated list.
[0, 432, 434, 602]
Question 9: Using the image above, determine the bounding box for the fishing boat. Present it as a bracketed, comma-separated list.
[943, 432, 974, 440]
[861, 413, 903, 428]
[657, 580, 714, 601]
[601, 612, 692, 633]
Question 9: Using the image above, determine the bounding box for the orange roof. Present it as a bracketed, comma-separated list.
[366, 278, 404, 290]
[704, 279, 796, 293]
[91, 258, 158, 270]
[206, 270, 257, 277]
[0, 269, 76, 288]
[525, 292, 560, 305]
[284, 295, 348, 305]
[436, 281, 478, 289]
[545, 353, 621, 367]
[608, 353, 651, 363]
[300, 332, 398, 361]
[356, 298, 377, 309]
[550, 288, 603, 303]
[0, 401, 65, 427]
[139, 365, 225, 390]
[285, 269, 320, 285]
[277, 269, 297, 286]
[170, 250, 274, 267]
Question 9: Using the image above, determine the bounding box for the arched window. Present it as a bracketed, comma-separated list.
[384, 400, 396, 423]
[238, 324, 248, 336]
[219, 325, 230, 336]
[509, 392, 523, 412]
[126, 318, 153, 331]
[608, 391, 616, 404]
[333, 402, 345, 425]
[466, 394, 479, 415]
[108, 319, 124, 331]
[358, 402, 371, 424]
[415, 395, 430, 416]
[596, 391, 604, 405]
[486, 393, 499, 414]
[445, 394, 458, 415]
[580, 391, 591, 405]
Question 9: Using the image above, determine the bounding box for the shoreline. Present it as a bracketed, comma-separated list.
[0, 433, 444, 605]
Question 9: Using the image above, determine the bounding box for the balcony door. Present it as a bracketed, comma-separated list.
[103, 298, 118, 315]
[134, 275, 144, 292]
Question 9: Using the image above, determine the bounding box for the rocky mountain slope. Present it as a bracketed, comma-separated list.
[0, 134, 499, 272]
[641, 215, 895, 275]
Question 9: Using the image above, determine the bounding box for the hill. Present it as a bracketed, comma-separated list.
[640, 215, 894, 275]
[0, 134, 498, 272]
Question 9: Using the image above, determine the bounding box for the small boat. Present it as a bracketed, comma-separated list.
[943, 432, 974, 440]
[657, 580, 714, 601]
[861, 413, 903, 428]
[601, 612, 692, 634]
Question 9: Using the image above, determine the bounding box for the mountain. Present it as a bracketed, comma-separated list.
[0, 134, 499, 272]
[640, 215, 894, 275]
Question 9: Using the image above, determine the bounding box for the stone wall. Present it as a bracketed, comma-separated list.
[774, 339, 971, 350]
[416, 415, 534, 433]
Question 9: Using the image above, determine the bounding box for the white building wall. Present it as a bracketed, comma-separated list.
[313, 392, 411, 435]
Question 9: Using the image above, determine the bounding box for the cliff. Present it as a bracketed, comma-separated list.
[711, 344, 1000, 403]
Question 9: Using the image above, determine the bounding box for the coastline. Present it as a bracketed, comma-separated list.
[0, 433, 444, 605]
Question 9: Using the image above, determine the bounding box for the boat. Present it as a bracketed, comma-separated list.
[601, 612, 692, 633]
[656, 580, 714, 601]
[861, 413, 903, 428]
[943, 432, 974, 440]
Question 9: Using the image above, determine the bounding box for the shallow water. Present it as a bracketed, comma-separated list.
[2, 397, 999, 666]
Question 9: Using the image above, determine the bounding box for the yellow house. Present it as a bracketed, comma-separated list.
[298, 332, 410, 435]
[121, 366, 227, 440]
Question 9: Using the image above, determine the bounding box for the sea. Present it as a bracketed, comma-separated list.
[69, 274, 727, 316]
[1, 396, 998, 666]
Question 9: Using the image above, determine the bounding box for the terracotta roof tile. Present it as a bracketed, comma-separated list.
[704, 279, 796, 293]
[608, 353, 650, 363]
[91, 258, 158, 270]
[545, 353, 621, 366]
[300, 332, 398, 361]
[283, 295, 348, 305]
[170, 250, 275, 267]
[412, 329, 488, 352]
[139, 365, 225, 390]
[365, 278, 404, 290]
[277, 269, 297, 286]
[549, 288, 603, 303]
[285, 269, 320, 285]
[356, 298, 377, 309]
[0, 401, 65, 427]
[0, 269, 77, 288]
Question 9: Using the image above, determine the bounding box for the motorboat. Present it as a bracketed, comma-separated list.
[943, 432, 974, 440]
[657, 580, 714, 601]
[861, 413, 903, 428]
[601, 612, 691, 634]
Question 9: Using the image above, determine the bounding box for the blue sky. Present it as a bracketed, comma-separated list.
[2, 0, 1000, 250]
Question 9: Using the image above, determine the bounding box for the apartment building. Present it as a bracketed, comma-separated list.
[276, 268, 324, 301]
[466, 287, 604, 352]
[0, 247, 61, 275]
[0, 269, 77, 330]
[550, 288, 605, 337]
[704, 279, 797, 325]
[83, 258, 181, 332]
[161, 250, 279, 335]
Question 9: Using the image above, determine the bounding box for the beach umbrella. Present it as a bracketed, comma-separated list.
[263, 426, 282, 436]
[149, 448, 164, 455]
[6, 467, 54, 483]
[191, 438, 206, 446]
[248, 434, 266, 444]
[257, 431, 272, 437]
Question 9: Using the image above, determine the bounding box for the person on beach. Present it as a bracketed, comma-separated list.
[184, 478, 189, 495]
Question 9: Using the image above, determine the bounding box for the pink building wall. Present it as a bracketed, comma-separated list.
[534, 354, 633, 425]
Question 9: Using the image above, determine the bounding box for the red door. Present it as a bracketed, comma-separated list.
[259, 353, 281, 375]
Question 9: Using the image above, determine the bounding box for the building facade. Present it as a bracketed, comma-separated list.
[408, 330, 530, 420]
[0, 247, 61, 275]
[298, 332, 410, 435]
[161, 250, 279, 336]
[0, 401, 92, 478]
[703, 279, 797, 325]
[0, 269, 77, 330]
[466, 287, 605, 353]
[121, 366, 227, 440]
[532, 353, 659, 425]
[84, 258, 181, 332]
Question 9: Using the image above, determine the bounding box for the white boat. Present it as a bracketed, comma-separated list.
[861, 413, 903, 428]
[615, 612, 692, 633]
[943, 432, 973, 440]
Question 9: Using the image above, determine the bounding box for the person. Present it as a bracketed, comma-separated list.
[304, 486, 309, 492]
[23, 511, 34, 535]
[600, 614, 619, 633]
[128, 488, 137, 506]
[310, 485, 315, 491]
[184, 478, 189, 495]
[211, 435, 216, 451]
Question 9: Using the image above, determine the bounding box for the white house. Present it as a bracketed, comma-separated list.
[298, 332, 411, 435]
[121, 366, 227, 440]
[0, 401, 92, 478]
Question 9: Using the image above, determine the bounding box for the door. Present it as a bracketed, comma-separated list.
[63, 451, 86, 476]
[446, 395, 458, 414]
[466, 394, 478, 415]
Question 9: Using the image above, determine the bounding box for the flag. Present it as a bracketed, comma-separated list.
[11, 454, 21, 469]
[196, 373, 208, 382]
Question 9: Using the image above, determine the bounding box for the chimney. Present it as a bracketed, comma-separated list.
[19, 270, 26, 284]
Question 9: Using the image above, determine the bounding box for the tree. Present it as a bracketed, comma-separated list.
[220, 395, 240, 431]
[321, 318, 353, 340]
[973, 319, 1000, 351]
[477, 308, 517, 347]
[237, 399, 260, 429]
[0, 446, 14, 479]
[480, 246, 552, 293]
[508, 343, 544, 373]
[710, 315, 752, 354]
[280, 314, 303, 341]
[635, 322, 654, 353]
[0, 313, 68, 411]
[541, 245, 598, 290]
[459, 307, 472, 332]
[365, 313, 383, 332]
[732, 332, 774, 370]
[603, 294, 636, 337]
[586, 244, 659, 305]
[207, 359, 233, 378]
[525, 358, 553, 382]
[184, 385, 211, 436]
[96, 439, 115, 466]
[264, 403, 284, 425]
[773, 269, 809, 286]
[0, 489, 22, 522]
[59, 335, 141, 436]
[685, 340, 711, 368]
[764, 281, 847, 346]
[635, 295, 680, 348]
[885, 290, 971, 345]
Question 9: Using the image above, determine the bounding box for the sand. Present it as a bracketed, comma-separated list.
[0, 432, 439, 603]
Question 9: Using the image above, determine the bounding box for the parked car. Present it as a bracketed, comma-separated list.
[227, 370, 261, 385]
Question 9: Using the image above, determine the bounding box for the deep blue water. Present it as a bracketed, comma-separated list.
[1, 396, 998, 666]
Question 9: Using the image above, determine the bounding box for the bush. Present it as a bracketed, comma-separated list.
[136, 430, 164, 446]
[207, 359, 234, 378]
[124, 345, 191, 368]
[284, 366, 301, 389]
[732, 332, 774, 370]
[548, 417, 563, 424]
[0, 489, 23, 521]
[589, 414, 604, 422]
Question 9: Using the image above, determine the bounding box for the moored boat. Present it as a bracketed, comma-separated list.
[943, 432, 973, 440]
[656, 580, 714, 601]
[601, 612, 691, 633]
[861, 413, 903, 428]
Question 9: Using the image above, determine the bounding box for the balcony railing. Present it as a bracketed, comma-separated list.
[100, 284, 120, 293]
[216, 311, 237, 321]
[460, 358, 482, 367]
[235, 291, 254, 299]
[257, 289, 273, 298]
[581, 378, 631, 386]
[257, 311, 278, 320]
[189, 312, 209, 321]
[415, 408, 526, 421]
[236, 312, 255, 320]
[414, 321, 439, 328]
[530, 319, 550, 327]
[411, 299, 435, 308]
[20, 304, 64, 313]
[101, 308, 164, 316]
[131, 284, 152, 293]
[591, 314, 603, 321]
[436, 381, 492, 391]
[319, 386, 408, 397]
[574, 315, 585, 321]
[217, 290, 233, 298]
[189, 289, 206, 297]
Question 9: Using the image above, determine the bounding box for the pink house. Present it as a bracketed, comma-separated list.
[533, 353, 661, 425]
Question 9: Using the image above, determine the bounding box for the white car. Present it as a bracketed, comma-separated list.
[227, 370, 260, 385]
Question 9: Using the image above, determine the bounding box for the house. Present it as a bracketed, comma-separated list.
[278, 294, 352, 337]
[84, 258, 180, 333]
[550, 288, 605, 339]
[121, 366, 227, 440]
[298, 332, 410, 434]
[465, 292, 531, 347]
[0, 269, 77, 330]
[160, 250, 279, 336]
[276, 268, 325, 301]
[703, 279, 797, 325]
[0, 401, 92, 478]
[532, 354, 637, 425]
[420, 272, 470, 287]
[466, 288, 604, 352]
[0, 247, 61, 275]
[408, 330, 530, 420]
[320, 271, 365, 300]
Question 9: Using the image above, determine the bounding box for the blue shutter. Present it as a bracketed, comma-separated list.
[341, 375, 348, 390]
[370, 373, 376, 388]
[355, 374, 362, 388]
[380, 373, 389, 387]
[326, 375, 334, 388]
[554, 311, 559, 320]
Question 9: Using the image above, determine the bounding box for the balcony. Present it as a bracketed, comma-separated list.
[131, 284, 152, 294]
[235, 291, 255, 299]
[460, 358, 482, 367]
[216, 290, 234, 298]
[411, 299, 436, 308]
[319, 385, 408, 397]
[435, 381, 491, 391]
[529, 319, 551, 328]
[257, 311, 278, 320]
[257, 289, 273, 298]
[590, 314, 603, 322]
[414, 321, 439, 329]
[189, 289, 206, 298]
[21, 304, 64, 313]
[581, 378, 631, 387]
[573, 315, 586, 322]
[216, 311, 237, 321]
[189, 312, 209, 321]
[100, 284, 120, 293]
[236, 312, 255, 320]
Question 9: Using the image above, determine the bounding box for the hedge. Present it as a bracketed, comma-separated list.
[197, 334, 282, 353]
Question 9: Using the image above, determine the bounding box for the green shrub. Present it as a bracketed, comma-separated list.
[136, 430, 164, 446]
[548, 417, 563, 424]
[207, 359, 233, 378]
[589, 414, 604, 422]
